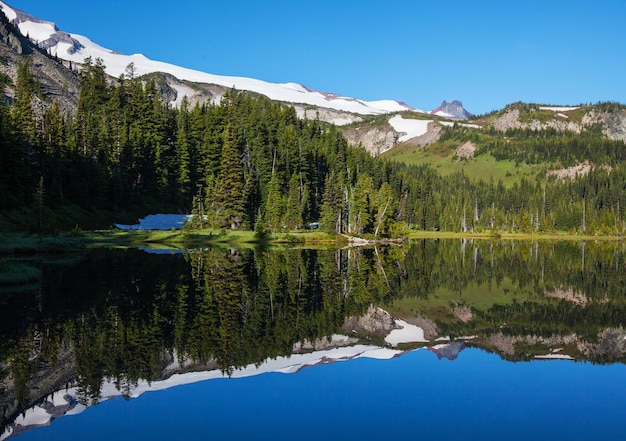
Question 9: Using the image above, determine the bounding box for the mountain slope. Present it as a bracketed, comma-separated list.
[0, 5, 79, 112]
[0, 1, 417, 120]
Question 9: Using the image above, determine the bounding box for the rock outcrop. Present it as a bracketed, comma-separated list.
[342, 304, 398, 336]
[343, 124, 399, 156]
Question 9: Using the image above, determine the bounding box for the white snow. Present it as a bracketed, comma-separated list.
[1, 342, 409, 440]
[433, 110, 455, 118]
[539, 106, 580, 112]
[0, 1, 416, 116]
[388, 115, 432, 142]
[534, 354, 575, 360]
[534, 348, 574, 360]
[370, 100, 424, 113]
[68, 33, 413, 115]
[440, 121, 481, 129]
[384, 319, 428, 346]
[15, 20, 57, 43]
[0, 1, 15, 20]
[115, 214, 189, 230]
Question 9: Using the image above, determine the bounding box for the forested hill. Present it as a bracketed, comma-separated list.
[0, 57, 408, 234]
[3, 54, 626, 235]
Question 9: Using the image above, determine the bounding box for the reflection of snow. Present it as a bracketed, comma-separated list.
[384, 319, 427, 346]
[115, 214, 189, 230]
[1, 342, 410, 440]
[535, 354, 574, 360]
[1, 394, 82, 440]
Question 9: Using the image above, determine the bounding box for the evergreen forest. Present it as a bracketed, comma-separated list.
[3, 58, 626, 235]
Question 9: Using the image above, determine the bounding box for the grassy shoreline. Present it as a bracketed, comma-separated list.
[406, 230, 626, 242]
[1, 228, 624, 255]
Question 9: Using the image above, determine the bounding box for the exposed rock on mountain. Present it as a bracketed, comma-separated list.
[410, 122, 443, 146]
[342, 304, 398, 336]
[0, 7, 79, 112]
[430, 100, 472, 120]
[343, 124, 399, 156]
[344, 118, 443, 156]
[454, 141, 477, 160]
[490, 107, 582, 133]
[487, 103, 626, 141]
[582, 107, 626, 141]
[143, 72, 367, 125]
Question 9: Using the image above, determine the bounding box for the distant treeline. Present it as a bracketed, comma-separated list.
[3, 57, 626, 234]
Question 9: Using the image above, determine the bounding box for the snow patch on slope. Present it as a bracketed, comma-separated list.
[384, 319, 428, 346]
[440, 121, 481, 129]
[433, 110, 455, 118]
[114, 214, 189, 230]
[388, 115, 432, 142]
[539, 106, 580, 112]
[0, 1, 15, 20]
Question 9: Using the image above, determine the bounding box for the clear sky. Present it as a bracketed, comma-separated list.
[5, 0, 626, 114]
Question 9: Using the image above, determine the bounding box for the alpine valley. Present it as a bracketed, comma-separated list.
[5, 3, 626, 440]
[1, 0, 626, 236]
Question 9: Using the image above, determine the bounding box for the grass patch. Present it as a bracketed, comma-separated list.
[0, 232, 87, 254]
[0, 261, 41, 285]
[389, 277, 533, 317]
[384, 143, 542, 186]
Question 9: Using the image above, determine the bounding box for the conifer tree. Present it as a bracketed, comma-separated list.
[213, 123, 245, 229]
[320, 170, 345, 233]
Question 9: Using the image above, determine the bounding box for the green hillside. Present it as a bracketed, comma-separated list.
[382, 101, 626, 188]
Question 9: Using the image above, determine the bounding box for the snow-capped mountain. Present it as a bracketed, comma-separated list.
[0, 1, 417, 119]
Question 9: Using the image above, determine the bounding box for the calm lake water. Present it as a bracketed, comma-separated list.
[2, 240, 626, 440]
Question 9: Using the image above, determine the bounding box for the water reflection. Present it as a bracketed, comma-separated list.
[2, 240, 626, 438]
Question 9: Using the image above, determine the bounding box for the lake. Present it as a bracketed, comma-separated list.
[2, 240, 626, 440]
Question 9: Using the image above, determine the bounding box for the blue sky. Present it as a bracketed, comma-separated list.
[6, 0, 626, 114]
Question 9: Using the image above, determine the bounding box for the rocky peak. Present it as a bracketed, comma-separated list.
[431, 100, 472, 120]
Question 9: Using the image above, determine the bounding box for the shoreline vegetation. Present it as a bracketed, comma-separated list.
[1, 228, 624, 256]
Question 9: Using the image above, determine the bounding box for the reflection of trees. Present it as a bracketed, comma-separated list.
[394, 240, 626, 305]
[183, 247, 395, 374]
[392, 240, 626, 352]
[5, 241, 626, 415]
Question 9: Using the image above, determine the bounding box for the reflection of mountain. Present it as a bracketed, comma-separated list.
[1, 343, 408, 440]
[5, 242, 626, 438]
[2, 394, 79, 440]
[427, 343, 466, 360]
